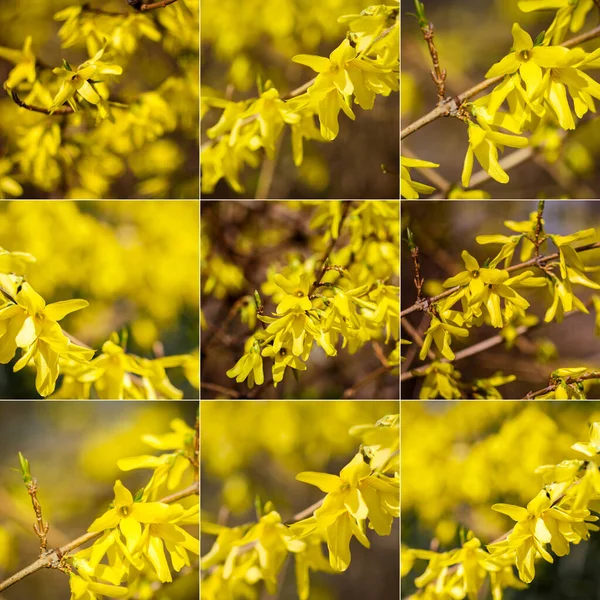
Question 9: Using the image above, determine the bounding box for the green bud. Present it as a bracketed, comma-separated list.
[18, 452, 32, 484]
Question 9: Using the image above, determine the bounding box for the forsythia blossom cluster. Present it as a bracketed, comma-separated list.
[401, 0, 600, 197]
[408, 205, 600, 399]
[201, 414, 399, 599]
[224, 201, 399, 392]
[65, 418, 199, 599]
[201, 3, 399, 194]
[403, 421, 600, 599]
[0, 245, 196, 398]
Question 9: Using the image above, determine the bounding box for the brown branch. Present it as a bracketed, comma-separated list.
[401, 317, 435, 363]
[401, 24, 600, 140]
[254, 131, 284, 199]
[430, 113, 598, 196]
[25, 479, 49, 556]
[411, 247, 424, 302]
[533, 200, 546, 258]
[5, 89, 73, 115]
[371, 340, 390, 367]
[342, 364, 396, 398]
[282, 77, 316, 100]
[421, 22, 446, 103]
[309, 201, 352, 296]
[401, 324, 530, 383]
[200, 382, 241, 398]
[401, 308, 583, 384]
[0, 482, 198, 593]
[140, 0, 179, 10]
[202, 296, 249, 353]
[402, 145, 452, 195]
[524, 371, 600, 399]
[290, 499, 324, 522]
[401, 241, 600, 318]
[401, 314, 430, 371]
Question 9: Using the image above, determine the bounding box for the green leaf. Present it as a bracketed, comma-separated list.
[120, 328, 129, 351]
[63, 59, 72, 71]
[254, 290, 263, 312]
[534, 30, 546, 46]
[405, 228, 416, 251]
[254, 495, 263, 519]
[412, 0, 428, 27]
[18, 452, 32, 483]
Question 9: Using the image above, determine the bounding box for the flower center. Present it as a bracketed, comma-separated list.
[118, 506, 131, 517]
[279, 349, 287, 356]
[295, 290, 304, 297]
[471, 270, 480, 278]
[520, 50, 530, 61]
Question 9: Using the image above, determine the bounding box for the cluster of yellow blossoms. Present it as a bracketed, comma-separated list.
[401, 0, 600, 198]
[224, 201, 399, 391]
[201, 414, 399, 599]
[201, 3, 399, 194]
[0, 245, 196, 398]
[403, 421, 600, 599]
[409, 207, 600, 399]
[0, 1, 198, 198]
[64, 418, 199, 600]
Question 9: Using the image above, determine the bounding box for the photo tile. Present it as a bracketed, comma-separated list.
[401, 200, 600, 400]
[200, 400, 399, 599]
[401, 400, 600, 598]
[401, 0, 600, 200]
[0, 401, 199, 599]
[201, 0, 399, 199]
[200, 200, 400, 400]
[0, 1, 198, 200]
[0, 200, 199, 400]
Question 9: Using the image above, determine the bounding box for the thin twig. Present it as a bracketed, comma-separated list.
[421, 21, 446, 103]
[524, 371, 600, 399]
[401, 314, 430, 371]
[401, 308, 583, 384]
[342, 364, 396, 398]
[533, 200, 546, 258]
[401, 317, 435, 362]
[371, 340, 390, 367]
[309, 201, 352, 296]
[290, 499, 324, 522]
[140, 0, 178, 10]
[5, 89, 73, 115]
[200, 382, 241, 398]
[25, 479, 49, 556]
[255, 132, 284, 199]
[411, 246, 424, 302]
[403, 145, 452, 194]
